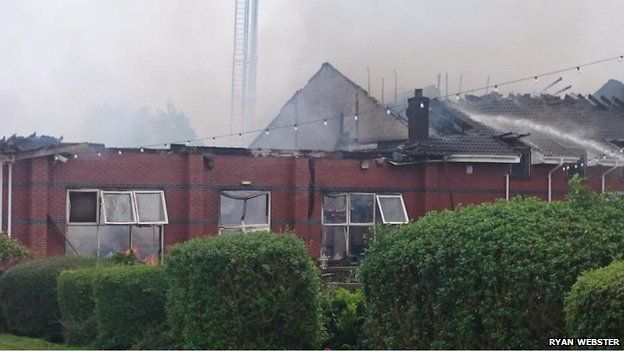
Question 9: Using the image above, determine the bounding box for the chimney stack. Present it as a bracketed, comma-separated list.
[406, 89, 430, 144]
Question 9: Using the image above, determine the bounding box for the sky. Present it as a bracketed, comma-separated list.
[1, 0, 624, 147]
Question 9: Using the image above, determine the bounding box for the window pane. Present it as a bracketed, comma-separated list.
[321, 226, 347, 260]
[220, 195, 244, 226]
[69, 192, 98, 223]
[350, 194, 374, 223]
[378, 196, 408, 223]
[131, 226, 161, 261]
[98, 225, 130, 257]
[348, 226, 371, 258]
[66, 226, 98, 257]
[323, 194, 347, 224]
[136, 192, 166, 223]
[103, 193, 134, 223]
[244, 194, 269, 225]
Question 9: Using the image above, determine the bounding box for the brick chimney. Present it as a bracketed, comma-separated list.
[406, 89, 430, 144]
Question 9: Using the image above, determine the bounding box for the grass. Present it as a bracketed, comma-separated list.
[0, 333, 87, 350]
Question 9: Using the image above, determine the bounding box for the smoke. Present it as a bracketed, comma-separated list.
[80, 101, 197, 147]
[463, 111, 624, 162]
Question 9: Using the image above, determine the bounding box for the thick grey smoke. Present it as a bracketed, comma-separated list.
[81, 102, 197, 147]
[1, 0, 624, 147]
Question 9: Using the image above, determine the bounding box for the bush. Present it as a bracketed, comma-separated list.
[91, 265, 167, 349]
[165, 231, 322, 349]
[321, 287, 365, 349]
[0, 234, 32, 276]
[360, 192, 624, 349]
[565, 260, 624, 338]
[57, 267, 98, 346]
[0, 256, 95, 341]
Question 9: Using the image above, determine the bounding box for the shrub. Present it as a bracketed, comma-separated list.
[360, 193, 624, 349]
[57, 267, 99, 346]
[165, 231, 322, 349]
[0, 256, 95, 341]
[91, 265, 167, 349]
[321, 287, 365, 349]
[0, 234, 32, 276]
[565, 260, 624, 338]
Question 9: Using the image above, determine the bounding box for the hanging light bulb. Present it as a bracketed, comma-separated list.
[323, 119, 328, 126]
[494, 85, 499, 92]
[186, 140, 191, 146]
[419, 102, 424, 108]
[294, 125, 298, 131]
[456, 94, 460, 101]
[619, 56, 623, 61]
[354, 115, 358, 121]
[97, 152, 102, 157]
[238, 133, 242, 138]
[534, 76, 538, 82]
[576, 67, 581, 74]
[386, 109, 391, 114]
[118, 150, 122, 155]
[265, 129, 270, 135]
[140, 147, 145, 153]
[73, 154, 78, 159]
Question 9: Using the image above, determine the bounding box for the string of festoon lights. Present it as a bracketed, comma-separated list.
[73, 54, 624, 157]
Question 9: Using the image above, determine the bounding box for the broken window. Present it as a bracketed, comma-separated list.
[322, 193, 378, 261]
[376, 195, 409, 224]
[322, 194, 347, 224]
[135, 191, 168, 224]
[321, 226, 347, 261]
[67, 190, 99, 223]
[66, 189, 167, 260]
[510, 148, 531, 177]
[219, 191, 270, 233]
[102, 192, 135, 224]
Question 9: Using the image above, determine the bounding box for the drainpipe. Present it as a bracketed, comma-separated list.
[7, 163, 12, 238]
[547, 160, 564, 202]
[601, 164, 619, 193]
[505, 173, 510, 201]
[0, 162, 3, 234]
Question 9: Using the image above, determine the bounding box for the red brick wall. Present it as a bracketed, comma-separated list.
[2, 150, 624, 258]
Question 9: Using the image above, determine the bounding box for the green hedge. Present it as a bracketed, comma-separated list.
[92, 265, 167, 349]
[0, 256, 95, 341]
[57, 267, 98, 346]
[165, 232, 322, 349]
[360, 192, 624, 349]
[321, 287, 365, 350]
[565, 260, 624, 338]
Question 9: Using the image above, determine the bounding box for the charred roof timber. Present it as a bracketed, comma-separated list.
[406, 89, 430, 144]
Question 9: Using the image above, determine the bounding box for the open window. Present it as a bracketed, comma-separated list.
[219, 191, 270, 233]
[135, 191, 168, 224]
[376, 195, 408, 224]
[66, 189, 166, 261]
[101, 191, 136, 224]
[67, 190, 99, 224]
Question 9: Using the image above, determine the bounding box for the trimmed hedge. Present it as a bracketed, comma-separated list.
[57, 267, 98, 346]
[165, 231, 322, 349]
[360, 192, 624, 349]
[565, 260, 624, 338]
[321, 287, 365, 350]
[0, 256, 95, 341]
[92, 265, 167, 349]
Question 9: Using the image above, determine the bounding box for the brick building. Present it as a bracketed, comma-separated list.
[2, 64, 624, 262]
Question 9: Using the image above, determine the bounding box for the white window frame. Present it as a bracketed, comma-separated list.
[321, 192, 376, 258]
[376, 194, 409, 224]
[67, 189, 101, 225]
[101, 191, 137, 225]
[218, 191, 271, 234]
[134, 190, 169, 225]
